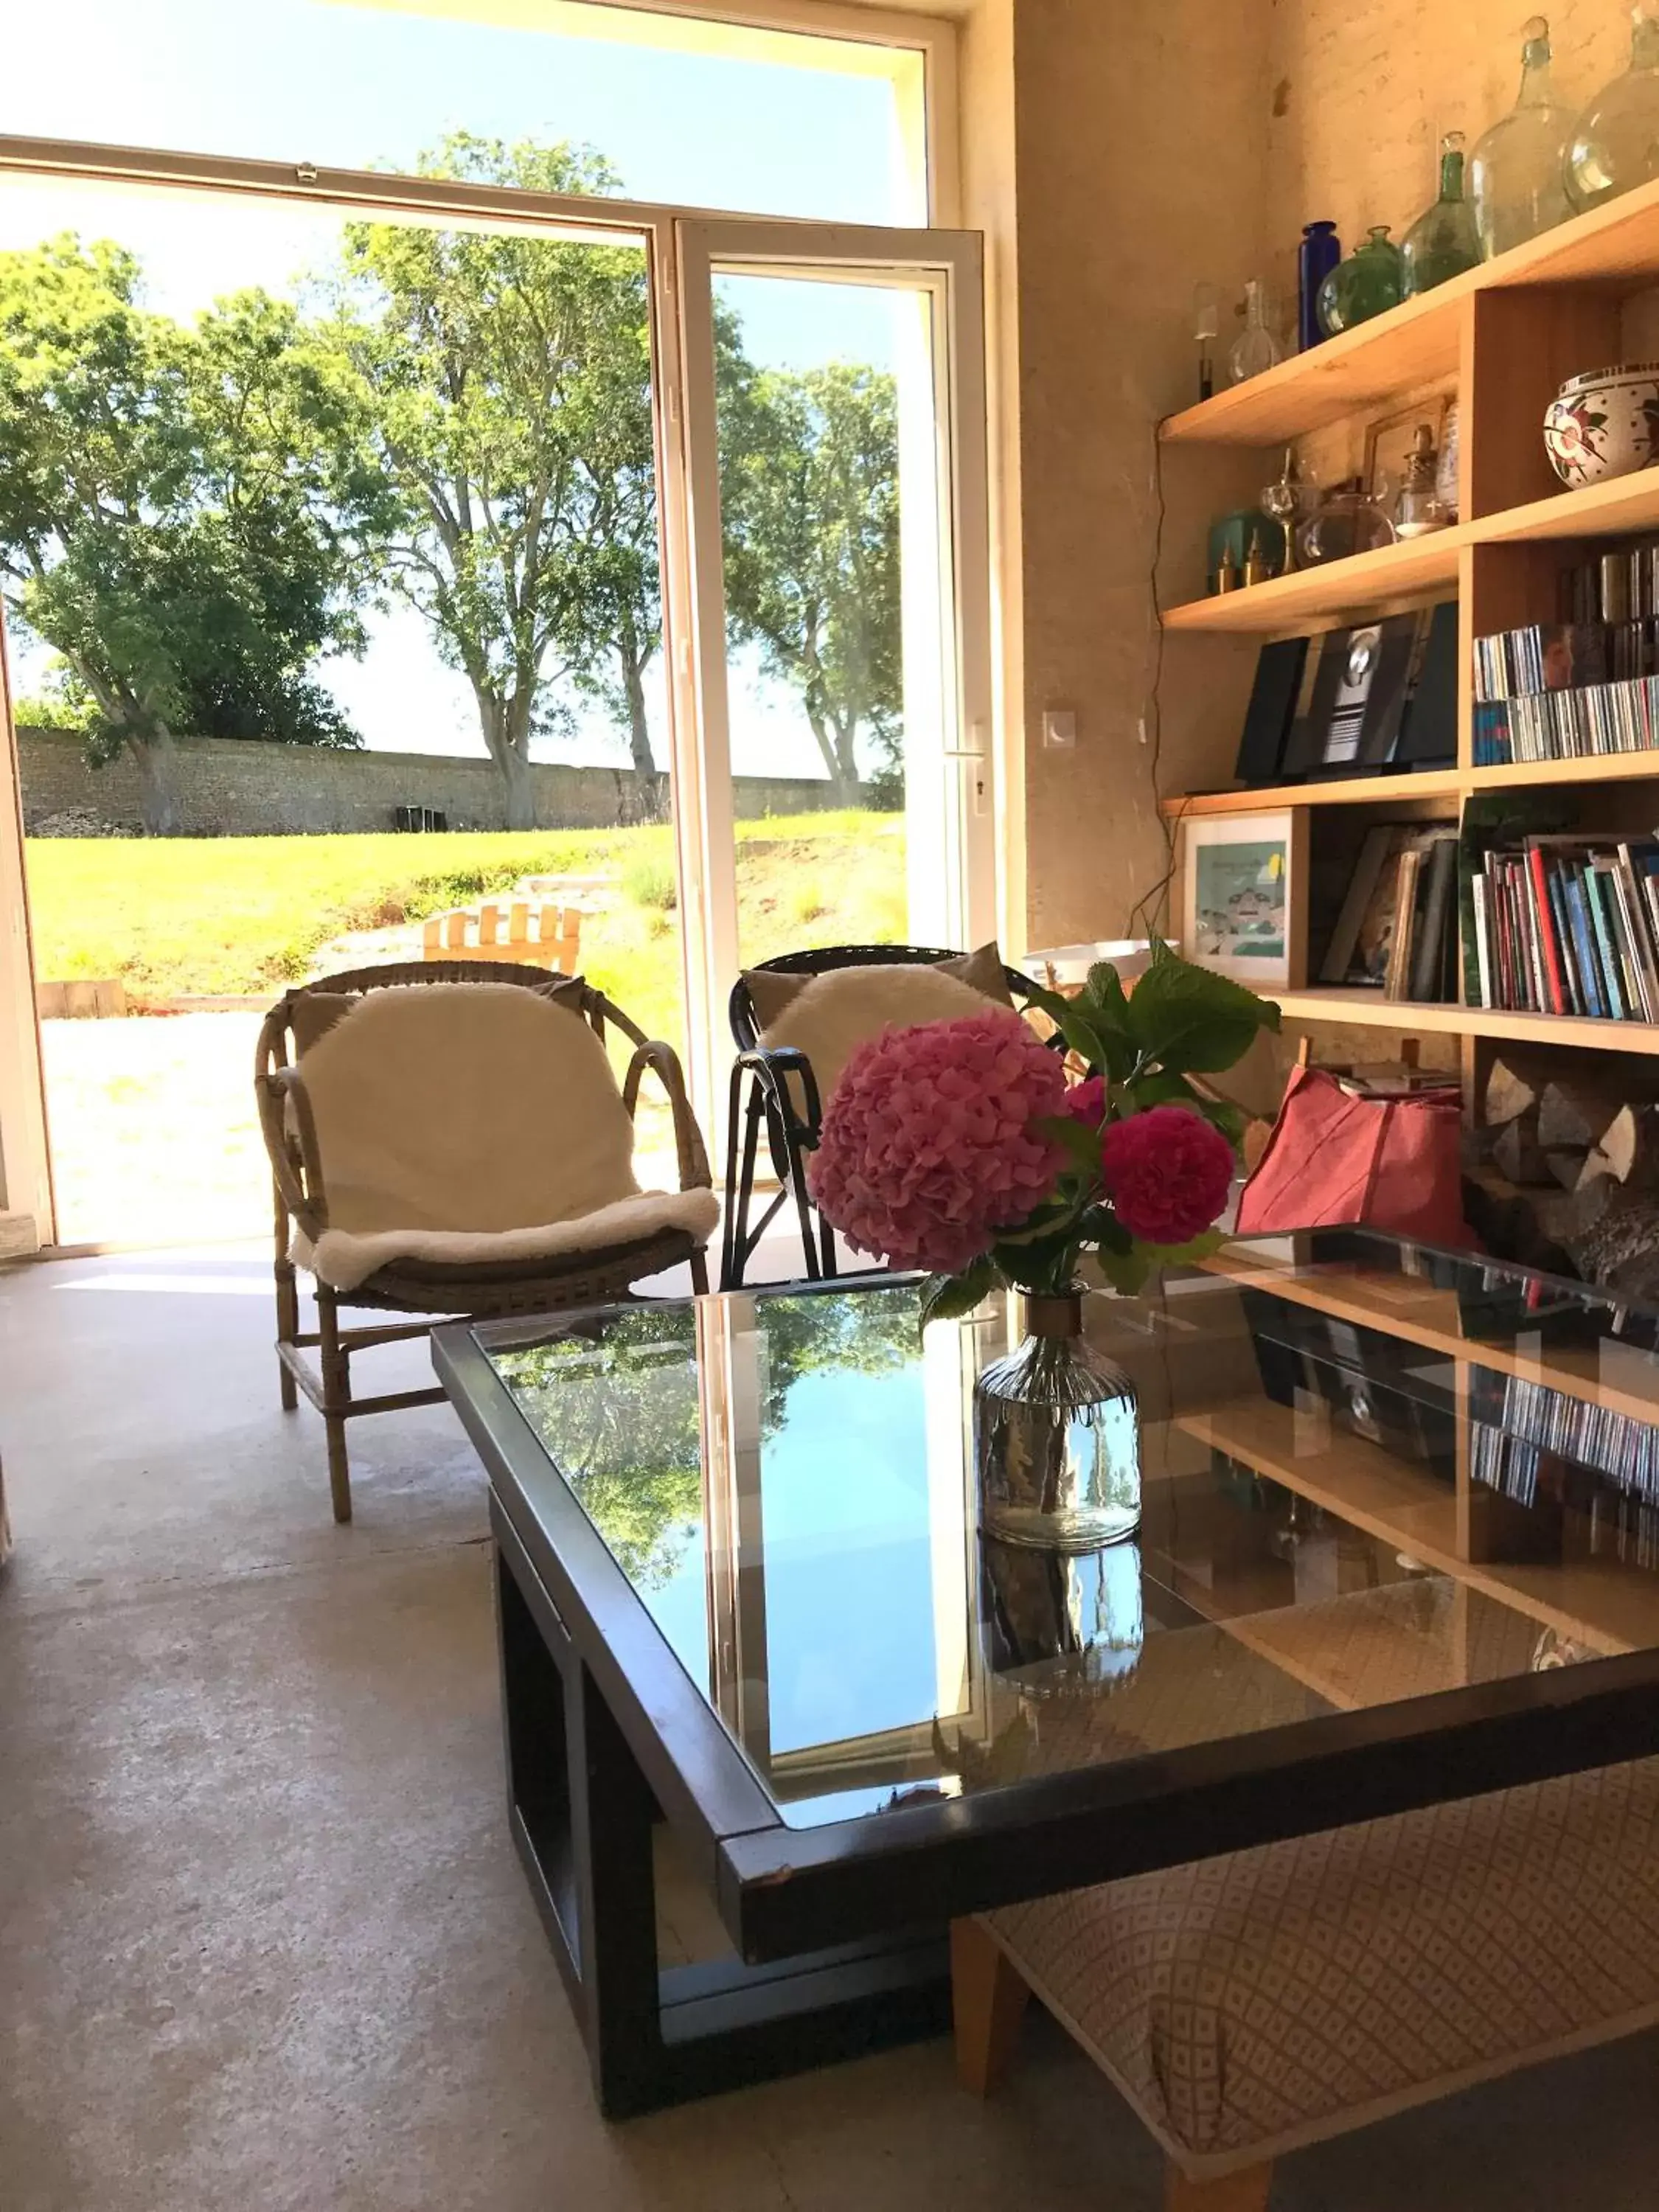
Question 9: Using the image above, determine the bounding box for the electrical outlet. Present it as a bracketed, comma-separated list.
[1042, 708, 1077, 749]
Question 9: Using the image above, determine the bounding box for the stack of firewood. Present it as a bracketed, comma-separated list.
[1483, 1056, 1659, 1296]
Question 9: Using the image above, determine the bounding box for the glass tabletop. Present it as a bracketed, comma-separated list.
[479, 1230, 1659, 1830]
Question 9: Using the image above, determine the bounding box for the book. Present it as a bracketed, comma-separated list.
[1526, 844, 1568, 1015]
[1409, 835, 1459, 1004]
[1385, 847, 1423, 1001]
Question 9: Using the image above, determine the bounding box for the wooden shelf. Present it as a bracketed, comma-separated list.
[1202, 1249, 1659, 1428]
[1273, 987, 1659, 1056]
[1161, 768, 1465, 818]
[1161, 751, 1659, 818]
[1164, 467, 1659, 637]
[1161, 172, 1659, 451]
[1162, 526, 1468, 635]
[1183, 1398, 1659, 1656]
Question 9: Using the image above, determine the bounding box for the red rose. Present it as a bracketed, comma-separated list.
[1099, 1105, 1234, 1246]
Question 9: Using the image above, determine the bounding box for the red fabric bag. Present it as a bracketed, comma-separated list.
[1236, 1065, 1470, 1246]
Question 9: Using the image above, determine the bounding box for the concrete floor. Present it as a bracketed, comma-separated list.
[2, 1245, 1658, 2212]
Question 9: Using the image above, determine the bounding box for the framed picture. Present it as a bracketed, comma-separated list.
[1363, 394, 1454, 509]
[1180, 812, 1305, 989]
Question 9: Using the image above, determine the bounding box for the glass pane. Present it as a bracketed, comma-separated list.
[484, 1231, 1659, 1831]
[713, 272, 949, 973]
[1, 173, 685, 1237]
[1, 0, 926, 226]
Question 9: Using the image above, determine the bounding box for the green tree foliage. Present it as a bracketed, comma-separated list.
[721, 361, 902, 805]
[0, 236, 395, 832]
[319, 136, 669, 829]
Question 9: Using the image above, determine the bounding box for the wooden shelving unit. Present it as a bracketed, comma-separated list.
[1162, 172, 1659, 1068]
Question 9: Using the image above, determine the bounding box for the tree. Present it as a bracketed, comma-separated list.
[320, 136, 666, 830]
[720, 362, 902, 805]
[0, 236, 394, 833]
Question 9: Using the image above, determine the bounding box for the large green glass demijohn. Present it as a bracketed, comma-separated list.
[1402, 131, 1482, 294]
[1470, 17, 1576, 255]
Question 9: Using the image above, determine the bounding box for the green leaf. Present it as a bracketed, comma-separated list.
[1141, 1227, 1228, 1266]
[1095, 1245, 1154, 1297]
[919, 1258, 998, 1332]
[1121, 1069, 1199, 1110]
[1123, 954, 1281, 1074]
[1194, 1096, 1248, 1152]
[1076, 1204, 1132, 1253]
[1013, 978, 1074, 1025]
[1032, 1114, 1103, 1175]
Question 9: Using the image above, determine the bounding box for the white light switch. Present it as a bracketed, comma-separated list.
[1042, 708, 1077, 749]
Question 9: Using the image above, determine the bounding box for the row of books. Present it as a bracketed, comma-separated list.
[1561, 540, 1659, 628]
[1475, 675, 1659, 764]
[1472, 618, 1659, 702]
[1472, 1423, 1659, 1569]
[1467, 835, 1659, 1020]
[1469, 1372, 1659, 1504]
[1320, 825, 1460, 999]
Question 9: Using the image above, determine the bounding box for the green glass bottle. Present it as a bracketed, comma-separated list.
[1402, 132, 1482, 295]
[1315, 225, 1405, 335]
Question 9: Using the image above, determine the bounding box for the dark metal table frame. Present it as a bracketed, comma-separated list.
[434, 1293, 1659, 2118]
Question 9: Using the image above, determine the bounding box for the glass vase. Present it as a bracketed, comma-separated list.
[1567, 1, 1659, 212]
[1316, 226, 1405, 336]
[973, 1293, 1141, 1552]
[1402, 133, 1482, 296]
[980, 1534, 1145, 1694]
[1228, 279, 1283, 383]
[1470, 15, 1576, 256]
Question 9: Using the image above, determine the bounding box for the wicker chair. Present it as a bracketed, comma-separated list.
[721, 943, 1043, 1290]
[257, 960, 714, 1523]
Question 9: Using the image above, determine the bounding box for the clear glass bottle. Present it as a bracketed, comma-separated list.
[1566, 0, 1659, 212]
[974, 1293, 1141, 1551]
[1317, 226, 1405, 335]
[1470, 17, 1576, 256]
[1395, 422, 1452, 537]
[1228, 279, 1284, 383]
[1402, 132, 1483, 295]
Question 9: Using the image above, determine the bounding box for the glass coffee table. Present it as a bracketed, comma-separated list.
[433, 1229, 1659, 2115]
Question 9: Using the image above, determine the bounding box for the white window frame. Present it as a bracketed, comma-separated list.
[0, 0, 974, 1242]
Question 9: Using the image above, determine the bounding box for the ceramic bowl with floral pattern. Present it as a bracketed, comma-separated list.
[1544, 363, 1659, 487]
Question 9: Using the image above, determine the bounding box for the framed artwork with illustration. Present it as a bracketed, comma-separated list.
[1180, 812, 1304, 989]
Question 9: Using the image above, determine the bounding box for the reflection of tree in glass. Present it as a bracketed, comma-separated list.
[496, 1309, 702, 1590]
[753, 1285, 917, 1435]
[493, 1285, 922, 1589]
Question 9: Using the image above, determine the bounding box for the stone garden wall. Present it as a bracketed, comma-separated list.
[17, 728, 855, 835]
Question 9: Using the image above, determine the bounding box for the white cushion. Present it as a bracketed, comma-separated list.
[759, 962, 995, 1113]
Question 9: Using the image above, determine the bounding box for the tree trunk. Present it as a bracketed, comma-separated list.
[806, 706, 860, 805]
[127, 728, 184, 837]
[497, 741, 536, 832]
[618, 628, 663, 822]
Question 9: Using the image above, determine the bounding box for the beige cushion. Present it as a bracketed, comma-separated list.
[292, 983, 715, 1291]
[754, 946, 1015, 1119]
[742, 941, 1013, 1032]
[989, 1742, 1659, 2177]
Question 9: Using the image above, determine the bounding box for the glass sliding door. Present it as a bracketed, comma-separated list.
[669, 220, 993, 1133]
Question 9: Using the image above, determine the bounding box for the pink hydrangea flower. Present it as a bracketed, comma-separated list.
[807, 1009, 1067, 1273]
[1099, 1105, 1234, 1246]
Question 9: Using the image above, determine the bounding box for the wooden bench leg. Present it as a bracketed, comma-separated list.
[274, 1180, 299, 1413]
[950, 1917, 1029, 2096]
[1165, 2157, 1274, 2211]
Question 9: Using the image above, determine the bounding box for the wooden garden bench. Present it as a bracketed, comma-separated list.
[420, 900, 582, 974]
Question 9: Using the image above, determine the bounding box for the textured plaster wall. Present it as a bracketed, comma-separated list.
[1262, 0, 1632, 313]
[990, 0, 1272, 953]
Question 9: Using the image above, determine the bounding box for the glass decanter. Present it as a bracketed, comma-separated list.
[1317, 226, 1405, 335]
[1402, 132, 1482, 295]
[1228, 278, 1284, 383]
[1470, 16, 1576, 255]
[1566, 0, 1659, 212]
[1295, 479, 1399, 566]
[1394, 422, 1451, 538]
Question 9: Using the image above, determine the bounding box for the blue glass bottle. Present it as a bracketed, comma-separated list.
[1298, 220, 1340, 351]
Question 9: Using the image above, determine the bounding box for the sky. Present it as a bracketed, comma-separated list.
[0, 0, 919, 779]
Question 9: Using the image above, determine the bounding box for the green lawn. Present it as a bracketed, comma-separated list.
[24, 813, 907, 1047]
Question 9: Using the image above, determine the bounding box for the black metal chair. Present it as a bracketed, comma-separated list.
[720, 943, 1042, 1290]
